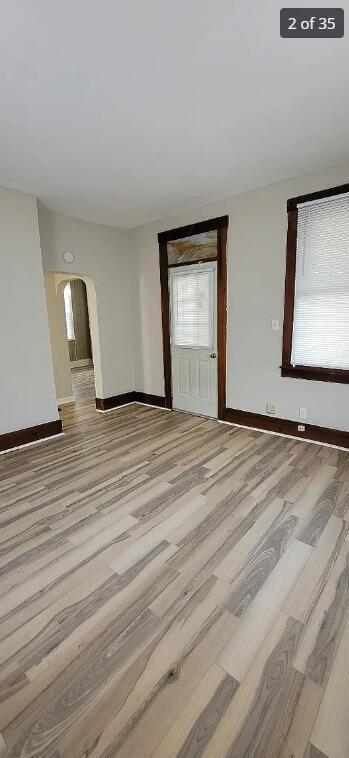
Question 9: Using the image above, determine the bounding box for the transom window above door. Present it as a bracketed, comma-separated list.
[167, 230, 217, 265]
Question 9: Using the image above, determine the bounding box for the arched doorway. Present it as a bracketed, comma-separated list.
[44, 272, 103, 415]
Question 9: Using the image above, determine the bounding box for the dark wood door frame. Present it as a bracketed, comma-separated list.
[158, 215, 229, 420]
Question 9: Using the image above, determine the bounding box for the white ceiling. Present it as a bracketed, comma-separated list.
[1, 1, 349, 229]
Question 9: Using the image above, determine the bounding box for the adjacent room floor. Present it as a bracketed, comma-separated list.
[0, 369, 348, 757]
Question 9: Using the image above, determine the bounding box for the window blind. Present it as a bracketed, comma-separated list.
[171, 268, 215, 349]
[291, 192, 349, 370]
[63, 282, 75, 341]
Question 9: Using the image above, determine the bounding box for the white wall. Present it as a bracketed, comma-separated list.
[2, 164, 348, 437]
[129, 162, 349, 432]
[44, 273, 73, 401]
[0, 186, 58, 435]
[39, 210, 135, 399]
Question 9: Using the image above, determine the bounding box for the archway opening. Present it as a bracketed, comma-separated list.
[62, 278, 94, 402]
[44, 272, 103, 417]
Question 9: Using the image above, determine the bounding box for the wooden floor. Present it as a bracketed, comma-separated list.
[0, 369, 349, 758]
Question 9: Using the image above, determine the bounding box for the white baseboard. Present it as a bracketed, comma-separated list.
[96, 402, 172, 414]
[57, 396, 75, 405]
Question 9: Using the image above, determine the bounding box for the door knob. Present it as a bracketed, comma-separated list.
[210, 353, 217, 359]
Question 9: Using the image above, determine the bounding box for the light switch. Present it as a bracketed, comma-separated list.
[271, 319, 279, 331]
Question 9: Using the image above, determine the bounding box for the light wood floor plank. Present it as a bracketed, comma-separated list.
[310, 617, 349, 758]
[0, 367, 347, 757]
[217, 540, 312, 682]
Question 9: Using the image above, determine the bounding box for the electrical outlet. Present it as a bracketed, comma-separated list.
[299, 407, 307, 421]
[298, 424, 305, 432]
[271, 319, 279, 332]
[266, 402, 276, 415]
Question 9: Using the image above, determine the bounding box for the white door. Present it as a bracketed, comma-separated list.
[170, 262, 217, 418]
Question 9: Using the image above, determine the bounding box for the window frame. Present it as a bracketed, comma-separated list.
[281, 182, 349, 384]
[63, 281, 76, 342]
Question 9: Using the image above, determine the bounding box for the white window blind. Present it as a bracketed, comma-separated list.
[291, 192, 349, 370]
[171, 268, 215, 348]
[63, 282, 75, 341]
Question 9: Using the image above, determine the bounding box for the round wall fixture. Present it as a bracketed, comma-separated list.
[63, 251, 74, 263]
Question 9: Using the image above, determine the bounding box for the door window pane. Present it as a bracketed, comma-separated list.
[171, 268, 215, 348]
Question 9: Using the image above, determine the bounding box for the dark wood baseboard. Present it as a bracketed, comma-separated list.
[95, 392, 137, 411]
[0, 419, 63, 453]
[135, 392, 166, 408]
[224, 407, 349, 450]
[95, 396, 349, 449]
[95, 392, 166, 412]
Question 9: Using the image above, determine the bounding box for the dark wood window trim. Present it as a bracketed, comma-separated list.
[287, 182, 349, 213]
[158, 215, 228, 243]
[158, 215, 228, 419]
[167, 257, 218, 270]
[282, 183, 349, 384]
